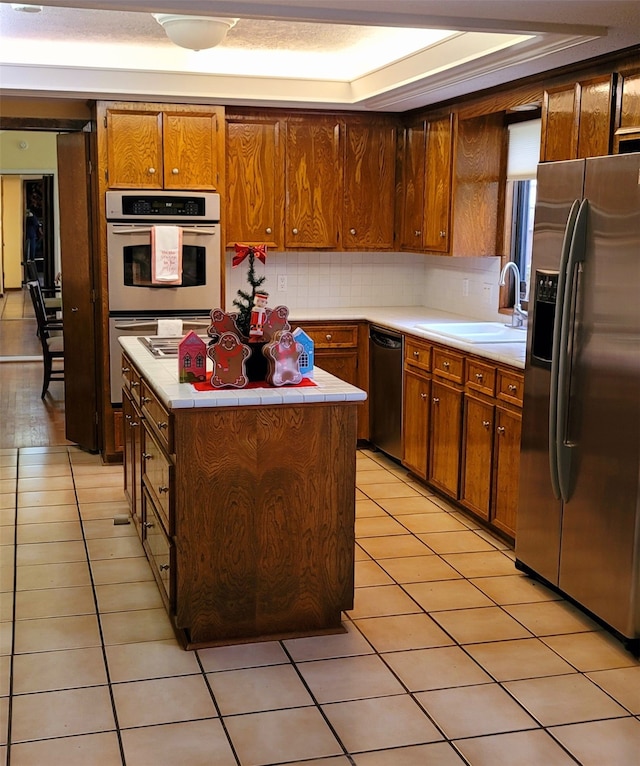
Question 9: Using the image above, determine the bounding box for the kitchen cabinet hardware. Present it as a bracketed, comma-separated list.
[148, 167, 156, 174]
[497, 426, 506, 434]
[144, 521, 154, 529]
[414, 230, 422, 237]
[292, 227, 298, 234]
[433, 397, 440, 404]
[71, 307, 79, 312]
[266, 227, 272, 234]
[508, 384, 518, 392]
[325, 334, 332, 341]
[483, 420, 491, 428]
[159, 563, 170, 571]
[142, 452, 152, 460]
[350, 228, 356, 235]
[476, 373, 483, 381]
[131, 381, 139, 388]
[129, 420, 139, 428]
[125, 413, 131, 420]
[443, 360, 450, 369]
[122, 366, 130, 373]
[142, 396, 151, 404]
[157, 421, 168, 429]
[158, 485, 169, 494]
[440, 230, 447, 238]
[171, 167, 179, 174]
[420, 392, 427, 400]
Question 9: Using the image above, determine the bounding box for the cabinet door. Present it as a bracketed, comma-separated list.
[576, 75, 615, 159]
[106, 108, 163, 188]
[314, 349, 357, 386]
[163, 111, 220, 189]
[343, 120, 396, 249]
[428, 379, 462, 498]
[402, 369, 430, 480]
[460, 395, 494, 520]
[491, 406, 522, 538]
[123, 390, 143, 535]
[226, 115, 284, 248]
[541, 83, 579, 161]
[285, 117, 340, 248]
[423, 115, 453, 253]
[399, 120, 426, 250]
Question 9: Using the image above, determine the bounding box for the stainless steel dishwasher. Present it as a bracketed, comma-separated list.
[369, 326, 403, 461]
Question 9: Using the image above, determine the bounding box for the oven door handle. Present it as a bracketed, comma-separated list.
[113, 320, 160, 331]
[109, 225, 217, 235]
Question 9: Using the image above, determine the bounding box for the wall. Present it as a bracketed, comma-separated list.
[225, 250, 504, 321]
[1, 176, 23, 289]
[0, 130, 60, 288]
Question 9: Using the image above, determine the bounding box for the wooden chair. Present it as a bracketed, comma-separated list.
[25, 260, 62, 316]
[27, 280, 64, 398]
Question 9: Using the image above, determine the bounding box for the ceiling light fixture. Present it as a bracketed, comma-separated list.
[11, 4, 43, 11]
[152, 14, 238, 51]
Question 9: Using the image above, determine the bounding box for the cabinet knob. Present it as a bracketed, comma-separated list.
[420, 393, 427, 400]
[497, 426, 506, 435]
[131, 381, 139, 388]
[148, 167, 156, 175]
[143, 521, 154, 529]
[157, 421, 168, 430]
[129, 421, 139, 428]
[142, 452, 152, 460]
[265, 227, 272, 234]
[159, 564, 170, 571]
[413, 350, 420, 358]
[121, 367, 130, 373]
[292, 228, 298, 235]
[433, 397, 440, 404]
[482, 420, 491, 429]
[325, 334, 332, 341]
[71, 307, 79, 312]
[159, 485, 169, 494]
[141, 396, 151, 404]
[442, 361, 450, 369]
[171, 167, 179, 175]
[440, 230, 446, 238]
[350, 228, 356, 235]
[475, 373, 483, 381]
[414, 230, 422, 237]
[508, 384, 518, 393]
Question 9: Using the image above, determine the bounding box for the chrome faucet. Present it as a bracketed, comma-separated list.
[500, 262, 528, 328]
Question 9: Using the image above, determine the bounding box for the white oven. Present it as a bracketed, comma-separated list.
[106, 190, 221, 313]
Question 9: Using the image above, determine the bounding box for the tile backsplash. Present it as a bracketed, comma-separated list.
[225, 251, 503, 321]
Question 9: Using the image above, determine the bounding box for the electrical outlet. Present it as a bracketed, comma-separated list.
[277, 275, 287, 292]
[483, 282, 493, 305]
[462, 278, 469, 297]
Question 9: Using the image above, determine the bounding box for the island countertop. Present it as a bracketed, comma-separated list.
[119, 335, 367, 411]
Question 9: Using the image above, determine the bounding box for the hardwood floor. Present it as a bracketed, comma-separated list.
[0, 288, 70, 449]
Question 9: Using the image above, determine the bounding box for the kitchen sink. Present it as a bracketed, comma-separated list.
[414, 322, 527, 344]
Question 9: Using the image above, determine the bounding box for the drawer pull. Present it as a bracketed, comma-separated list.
[121, 366, 130, 373]
[157, 421, 168, 430]
[475, 373, 484, 381]
[141, 396, 151, 404]
[125, 413, 132, 421]
[325, 334, 332, 341]
[497, 426, 506, 435]
[420, 393, 427, 400]
[482, 420, 491, 429]
[129, 421, 139, 428]
[433, 397, 440, 404]
[131, 381, 140, 388]
[159, 564, 170, 572]
[143, 521, 154, 529]
[508, 384, 518, 393]
[414, 230, 421, 237]
[442, 361, 450, 369]
[142, 452, 153, 460]
[413, 350, 420, 358]
[158, 485, 169, 494]
[440, 230, 446, 238]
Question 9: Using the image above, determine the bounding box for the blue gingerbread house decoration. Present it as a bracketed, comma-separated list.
[292, 327, 314, 379]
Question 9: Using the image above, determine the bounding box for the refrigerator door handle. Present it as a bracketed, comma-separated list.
[549, 199, 581, 500]
[556, 198, 588, 502]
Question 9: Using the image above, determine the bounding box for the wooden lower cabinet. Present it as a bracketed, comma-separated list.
[402, 336, 523, 541]
[122, 351, 357, 649]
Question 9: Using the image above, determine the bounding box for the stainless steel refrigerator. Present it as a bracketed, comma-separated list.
[515, 152, 640, 653]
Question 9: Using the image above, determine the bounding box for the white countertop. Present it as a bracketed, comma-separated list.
[288, 306, 527, 369]
[119, 336, 367, 410]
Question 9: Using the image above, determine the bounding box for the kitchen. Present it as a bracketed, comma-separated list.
[1, 1, 640, 763]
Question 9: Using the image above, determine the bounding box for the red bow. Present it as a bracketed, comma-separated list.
[233, 244, 267, 268]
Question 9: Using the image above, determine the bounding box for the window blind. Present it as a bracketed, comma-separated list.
[507, 119, 541, 180]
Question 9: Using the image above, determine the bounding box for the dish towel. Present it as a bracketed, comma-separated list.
[151, 225, 183, 284]
[157, 319, 183, 337]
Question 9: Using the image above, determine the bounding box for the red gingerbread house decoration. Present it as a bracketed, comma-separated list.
[179, 331, 207, 383]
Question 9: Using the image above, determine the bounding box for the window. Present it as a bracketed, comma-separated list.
[503, 117, 541, 310]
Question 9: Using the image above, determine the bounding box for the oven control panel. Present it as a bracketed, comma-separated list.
[106, 190, 220, 222]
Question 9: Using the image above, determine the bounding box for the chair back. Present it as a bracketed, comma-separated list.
[27, 280, 54, 342]
[26, 260, 39, 283]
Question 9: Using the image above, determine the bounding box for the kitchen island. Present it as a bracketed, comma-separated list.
[119, 336, 366, 649]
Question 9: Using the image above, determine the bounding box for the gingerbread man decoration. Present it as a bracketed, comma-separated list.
[263, 330, 303, 386]
[262, 305, 291, 343]
[207, 308, 240, 340]
[208, 332, 250, 388]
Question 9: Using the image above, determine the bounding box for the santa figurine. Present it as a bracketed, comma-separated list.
[249, 291, 269, 341]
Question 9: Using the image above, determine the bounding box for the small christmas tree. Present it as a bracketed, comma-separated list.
[232, 245, 267, 339]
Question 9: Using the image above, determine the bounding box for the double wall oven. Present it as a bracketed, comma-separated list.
[106, 190, 221, 404]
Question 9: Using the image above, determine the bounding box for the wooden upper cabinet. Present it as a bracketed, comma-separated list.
[103, 103, 223, 190]
[423, 114, 453, 253]
[541, 75, 615, 161]
[399, 118, 427, 250]
[285, 116, 341, 248]
[226, 113, 284, 248]
[614, 68, 640, 153]
[342, 118, 396, 250]
[106, 108, 163, 188]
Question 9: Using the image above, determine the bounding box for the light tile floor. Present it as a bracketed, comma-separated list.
[1, 445, 639, 766]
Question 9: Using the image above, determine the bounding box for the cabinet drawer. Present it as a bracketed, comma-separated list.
[432, 347, 464, 384]
[142, 489, 172, 608]
[121, 355, 142, 406]
[141, 380, 173, 452]
[142, 425, 172, 533]
[302, 324, 358, 348]
[465, 359, 496, 396]
[404, 338, 432, 373]
[496, 368, 524, 407]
